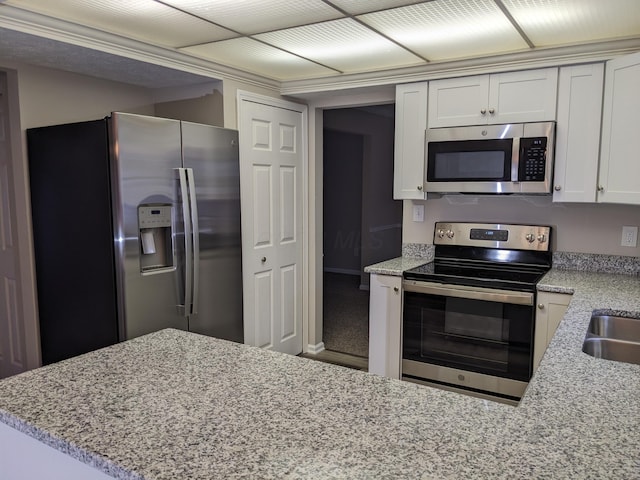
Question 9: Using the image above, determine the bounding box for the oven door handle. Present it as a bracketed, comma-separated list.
[403, 281, 534, 306]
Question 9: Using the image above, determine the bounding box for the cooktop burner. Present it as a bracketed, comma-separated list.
[403, 222, 552, 292]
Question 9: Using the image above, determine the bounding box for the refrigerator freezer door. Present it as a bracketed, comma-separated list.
[110, 113, 187, 340]
[181, 122, 244, 342]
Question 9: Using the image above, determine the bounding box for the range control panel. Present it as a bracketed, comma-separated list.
[435, 222, 551, 252]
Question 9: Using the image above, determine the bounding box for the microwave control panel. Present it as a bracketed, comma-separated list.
[518, 137, 547, 181]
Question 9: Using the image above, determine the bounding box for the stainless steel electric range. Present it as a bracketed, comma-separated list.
[402, 222, 552, 403]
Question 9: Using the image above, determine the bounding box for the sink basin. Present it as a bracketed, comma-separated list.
[582, 314, 640, 366]
[587, 315, 640, 343]
[582, 337, 640, 365]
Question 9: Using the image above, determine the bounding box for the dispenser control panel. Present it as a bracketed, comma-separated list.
[138, 205, 172, 228]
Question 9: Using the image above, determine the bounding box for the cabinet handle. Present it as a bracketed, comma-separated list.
[261, 256, 267, 263]
[480, 108, 486, 115]
[597, 185, 604, 192]
[538, 303, 545, 309]
[554, 185, 561, 191]
[393, 287, 399, 293]
[417, 185, 423, 191]
[488, 108, 495, 115]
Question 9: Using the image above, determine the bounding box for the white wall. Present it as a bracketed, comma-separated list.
[403, 196, 640, 257]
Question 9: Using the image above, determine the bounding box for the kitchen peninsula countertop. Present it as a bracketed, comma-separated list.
[1, 269, 640, 479]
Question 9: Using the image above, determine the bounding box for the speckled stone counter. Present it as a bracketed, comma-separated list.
[1, 267, 640, 479]
[364, 243, 434, 276]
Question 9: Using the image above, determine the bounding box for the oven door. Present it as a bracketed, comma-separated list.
[402, 281, 535, 387]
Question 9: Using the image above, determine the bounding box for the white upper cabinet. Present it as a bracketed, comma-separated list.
[393, 82, 428, 200]
[428, 68, 558, 128]
[553, 63, 604, 203]
[598, 51, 640, 205]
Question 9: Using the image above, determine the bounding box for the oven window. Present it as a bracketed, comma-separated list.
[403, 291, 534, 381]
[427, 139, 512, 182]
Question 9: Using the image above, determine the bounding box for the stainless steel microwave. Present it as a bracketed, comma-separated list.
[425, 122, 555, 194]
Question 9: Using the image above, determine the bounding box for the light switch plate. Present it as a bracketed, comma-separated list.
[621, 226, 638, 247]
[412, 204, 424, 222]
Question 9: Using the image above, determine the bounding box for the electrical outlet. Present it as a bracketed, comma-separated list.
[412, 204, 424, 222]
[621, 226, 638, 247]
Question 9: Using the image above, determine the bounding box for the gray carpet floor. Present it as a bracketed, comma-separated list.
[322, 272, 369, 358]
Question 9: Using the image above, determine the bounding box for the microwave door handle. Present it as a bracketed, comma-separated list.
[404, 281, 533, 306]
[176, 168, 192, 317]
[511, 137, 521, 182]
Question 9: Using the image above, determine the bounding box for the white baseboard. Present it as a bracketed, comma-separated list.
[306, 342, 325, 355]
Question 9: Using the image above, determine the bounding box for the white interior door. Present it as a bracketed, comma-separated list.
[0, 72, 27, 378]
[238, 94, 305, 355]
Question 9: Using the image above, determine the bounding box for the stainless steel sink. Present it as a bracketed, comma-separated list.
[582, 314, 640, 365]
[587, 315, 640, 343]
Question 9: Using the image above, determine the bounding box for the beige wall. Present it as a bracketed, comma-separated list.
[12, 63, 155, 129]
[403, 196, 640, 257]
[2, 61, 161, 372]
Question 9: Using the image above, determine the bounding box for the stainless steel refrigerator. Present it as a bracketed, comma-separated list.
[28, 112, 243, 365]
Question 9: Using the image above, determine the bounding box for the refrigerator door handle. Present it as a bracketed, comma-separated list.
[176, 168, 193, 317]
[185, 167, 199, 315]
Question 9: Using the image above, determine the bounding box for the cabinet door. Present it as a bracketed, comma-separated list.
[489, 68, 558, 124]
[368, 274, 402, 379]
[427, 74, 489, 128]
[533, 291, 571, 372]
[553, 64, 604, 203]
[393, 82, 428, 199]
[598, 51, 640, 204]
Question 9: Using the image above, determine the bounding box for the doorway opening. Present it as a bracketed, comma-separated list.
[320, 104, 402, 370]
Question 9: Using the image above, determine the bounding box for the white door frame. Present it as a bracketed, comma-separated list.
[0, 68, 41, 377]
[306, 87, 396, 354]
[236, 91, 310, 352]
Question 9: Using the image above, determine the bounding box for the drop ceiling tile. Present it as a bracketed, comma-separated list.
[329, 0, 427, 15]
[359, 0, 530, 61]
[181, 37, 336, 81]
[255, 18, 425, 74]
[502, 0, 640, 46]
[3, 0, 237, 47]
[160, 0, 343, 35]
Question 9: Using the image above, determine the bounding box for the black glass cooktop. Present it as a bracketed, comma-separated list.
[403, 258, 550, 292]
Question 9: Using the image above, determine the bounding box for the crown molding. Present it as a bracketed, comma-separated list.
[0, 5, 281, 93]
[280, 38, 640, 97]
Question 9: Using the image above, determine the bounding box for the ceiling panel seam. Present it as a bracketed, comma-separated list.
[154, 0, 343, 74]
[322, 0, 430, 63]
[493, 0, 535, 49]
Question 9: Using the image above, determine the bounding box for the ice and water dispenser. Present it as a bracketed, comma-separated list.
[138, 204, 174, 273]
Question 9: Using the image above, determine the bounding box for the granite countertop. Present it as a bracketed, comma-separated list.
[1, 269, 640, 479]
[363, 256, 429, 276]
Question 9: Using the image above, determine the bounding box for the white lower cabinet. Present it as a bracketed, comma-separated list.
[533, 291, 571, 372]
[368, 274, 402, 379]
